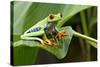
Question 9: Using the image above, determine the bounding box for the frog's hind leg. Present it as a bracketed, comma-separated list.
[42, 34, 57, 46]
[21, 36, 45, 45]
[43, 39, 57, 47]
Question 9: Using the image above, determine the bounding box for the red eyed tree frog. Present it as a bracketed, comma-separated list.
[21, 13, 66, 46]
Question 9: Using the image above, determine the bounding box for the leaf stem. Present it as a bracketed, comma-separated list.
[73, 30, 97, 48]
[80, 11, 90, 60]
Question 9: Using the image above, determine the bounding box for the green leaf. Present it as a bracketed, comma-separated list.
[13, 26, 73, 59]
[13, 46, 39, 65]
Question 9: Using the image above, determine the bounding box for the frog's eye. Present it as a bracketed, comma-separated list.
[49, 14, 54, 20]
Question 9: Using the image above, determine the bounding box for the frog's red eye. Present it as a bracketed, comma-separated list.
[49, 14, 54, 19]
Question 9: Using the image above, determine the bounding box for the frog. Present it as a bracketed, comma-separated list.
[21, 13, 66, 46]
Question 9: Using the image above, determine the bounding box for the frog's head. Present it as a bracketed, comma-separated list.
[47, 13, 62, 22]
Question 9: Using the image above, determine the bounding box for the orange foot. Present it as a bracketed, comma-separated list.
[55, 30, 67, 39]
[43, 39, 57, 47]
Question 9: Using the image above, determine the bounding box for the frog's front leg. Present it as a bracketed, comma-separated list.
[54, 28, 68, 40]
[55, 30, 68, 40]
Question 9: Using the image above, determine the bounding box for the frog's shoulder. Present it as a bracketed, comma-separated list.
[27, 26, 42, 33]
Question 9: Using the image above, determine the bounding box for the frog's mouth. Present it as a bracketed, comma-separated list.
[48, 18, 62, 23]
